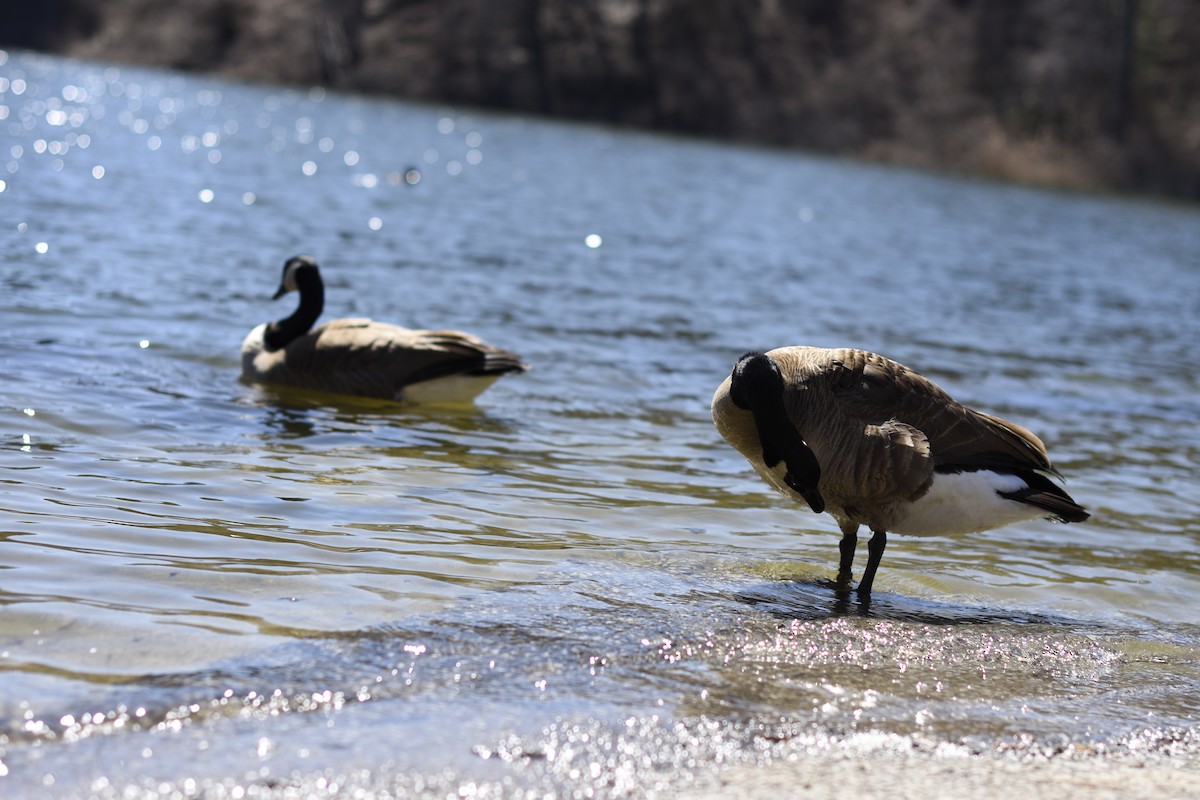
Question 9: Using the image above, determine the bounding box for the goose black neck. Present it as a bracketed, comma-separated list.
[731, 352, 825, 513]
[264, 266, 324, 351]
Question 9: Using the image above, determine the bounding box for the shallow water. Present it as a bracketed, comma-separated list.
[2, 49, 1200, 796]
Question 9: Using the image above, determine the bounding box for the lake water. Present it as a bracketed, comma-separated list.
[2, 49, 1199, 797]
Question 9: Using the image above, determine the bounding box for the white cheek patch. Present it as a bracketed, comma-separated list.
[281, 262, 301, 293]
[751, 458, 809, 507]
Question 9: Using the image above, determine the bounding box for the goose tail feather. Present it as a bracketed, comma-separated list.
[997, 469, 1090, 523]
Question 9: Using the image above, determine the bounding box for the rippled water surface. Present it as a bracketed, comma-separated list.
[2, 50, 1200, 796]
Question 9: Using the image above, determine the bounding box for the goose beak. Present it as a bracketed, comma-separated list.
[785, 474, 826, 514]
[272, 285, 288, 300]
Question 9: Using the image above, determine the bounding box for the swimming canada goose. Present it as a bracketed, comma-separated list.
[241, 255, 528, 402]
[711, 347, 1089, 597]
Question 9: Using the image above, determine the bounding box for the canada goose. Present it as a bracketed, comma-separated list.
[241, 255, 528, 402]
[711, 347, 1089, 597]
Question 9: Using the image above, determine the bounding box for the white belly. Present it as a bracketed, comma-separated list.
[400, 374, 500, 405]
[891, 470, 1046, 536]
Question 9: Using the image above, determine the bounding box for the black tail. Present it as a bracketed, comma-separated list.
[997, 469, 1090, 523]
[474, 350, 529, 376]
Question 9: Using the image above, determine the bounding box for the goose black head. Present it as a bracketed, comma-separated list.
[729, 351, 783, 411]
[274, 254, 320, 300]
[728, 350, 825, 514]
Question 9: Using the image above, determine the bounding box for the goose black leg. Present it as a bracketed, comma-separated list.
[836, 525, 858, 596]
[856, 529, 888, 597]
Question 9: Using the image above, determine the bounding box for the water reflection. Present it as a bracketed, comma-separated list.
[6, 556, 1187, 797]
[735, 579, 1087, 626]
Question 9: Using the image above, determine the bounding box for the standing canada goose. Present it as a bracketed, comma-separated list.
[241, 255, 528, 402]
[711, 347, 1089, 597]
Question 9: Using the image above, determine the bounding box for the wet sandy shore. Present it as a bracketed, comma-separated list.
[686, 751, 1200, 799]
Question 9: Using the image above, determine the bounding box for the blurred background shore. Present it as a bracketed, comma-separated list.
[5, 0, 1198, 200]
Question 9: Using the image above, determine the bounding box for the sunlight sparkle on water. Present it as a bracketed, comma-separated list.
[2, 50, 1198, 799]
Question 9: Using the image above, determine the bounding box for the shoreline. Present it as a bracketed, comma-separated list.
[5, 0, 1198, 202]
[684, 748, 1200, 799]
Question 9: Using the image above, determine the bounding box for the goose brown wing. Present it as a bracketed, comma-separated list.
[281, 319, 525, 398]
[820, 349, 1056, 475]
[397, 329, 529, 381]
[771, 348, 937, 502]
